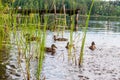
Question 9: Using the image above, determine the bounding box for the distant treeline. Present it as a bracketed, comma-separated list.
[1, 0, 120, 16]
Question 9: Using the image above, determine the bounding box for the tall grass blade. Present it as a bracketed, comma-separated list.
[78, 0, 94, 67]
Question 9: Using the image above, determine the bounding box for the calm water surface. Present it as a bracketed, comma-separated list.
[0, 20, 120, 80]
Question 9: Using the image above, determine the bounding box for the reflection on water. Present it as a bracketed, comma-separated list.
[79, 19, 120, 32]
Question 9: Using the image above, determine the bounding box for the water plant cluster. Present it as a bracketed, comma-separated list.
[0, 0, 94, 79]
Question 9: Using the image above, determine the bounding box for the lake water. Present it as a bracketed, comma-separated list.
[0, 19, 120, 80]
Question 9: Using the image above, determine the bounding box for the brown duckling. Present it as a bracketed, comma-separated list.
[27, 36, 40, 41]
[65, 42, 75, 49]
[89, 41, 96, 51]
[24, 33, 40, 42]
[53, 35, 68, 41]
[45, 44, 57, 55]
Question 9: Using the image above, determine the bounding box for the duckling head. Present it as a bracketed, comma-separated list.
[65, 42, 69, 49]
[67, 42, 69, 46]
[51, 44, 57, 49]
[67, 42, 69, 45]
[89, 41, 96, 51]
[91, 41, 95, 45]
[53, 35, 57, 41]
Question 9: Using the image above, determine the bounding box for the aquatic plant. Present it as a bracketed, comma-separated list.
[0, 27, 3, 49]
[78, 0, 94, 67]
[36, 4, 49, 80]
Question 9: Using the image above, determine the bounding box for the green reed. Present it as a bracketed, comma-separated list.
[0, 27, 3, 49]
[36, 4, 49, 80]
[78, 0, 94, 67]
[68, 15, 74, 61]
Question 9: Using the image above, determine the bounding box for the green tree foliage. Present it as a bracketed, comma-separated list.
[0, 0, 120, 16]
[0, 0, 3, 11]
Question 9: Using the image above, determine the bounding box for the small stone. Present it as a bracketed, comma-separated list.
[98, 73, 101, 75]
[9, 69, 16, 75]
[85, 76, 89, 79]
[21, 59, 24, 62]
[9, 64, 16, 69]
[78, 75, 83, 78]
[17, 69, 21, 72]
[112, 78, 117, 80]
[112, 75, 116, 77]
[15, 73, 21, 77]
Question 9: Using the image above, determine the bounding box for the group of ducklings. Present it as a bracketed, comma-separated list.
[45, 35, 96, 55]
[24, 34, 96, 55]
[45, 35, 68, 55]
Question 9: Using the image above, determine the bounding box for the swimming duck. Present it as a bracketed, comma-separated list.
[45, 44, 57, 55]
[53, 35, 68, 41]
[89, 41, 96, 51]
[65, 42, 75, 49]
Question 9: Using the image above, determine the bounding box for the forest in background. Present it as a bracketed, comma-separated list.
[0, 0, 120, 16]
